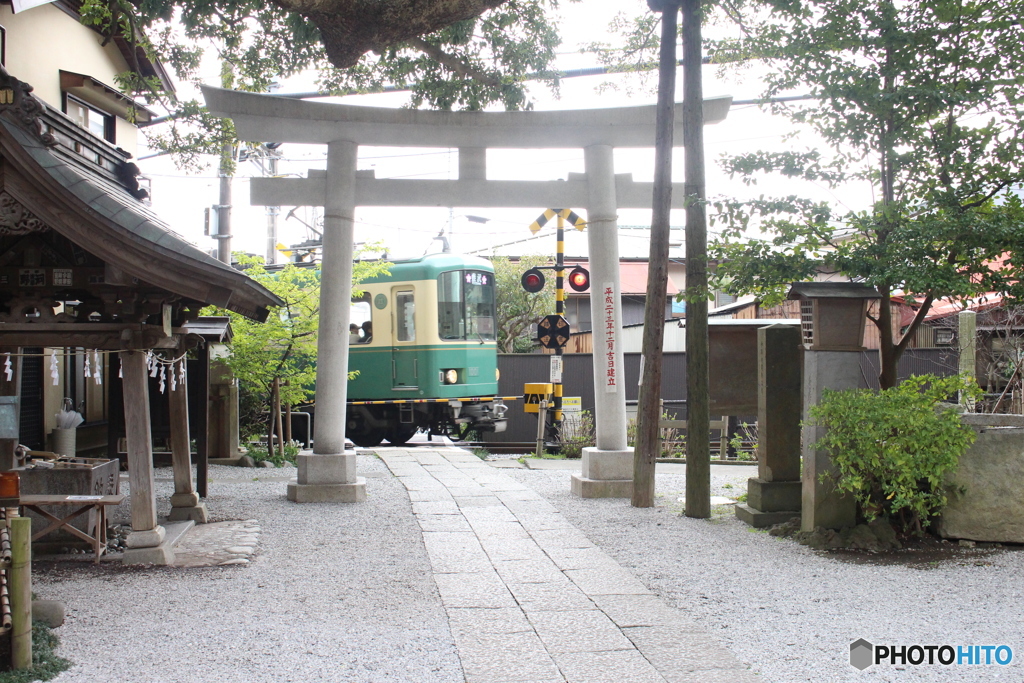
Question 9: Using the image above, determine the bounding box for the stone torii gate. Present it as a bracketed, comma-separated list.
[201, 86, 731, 502]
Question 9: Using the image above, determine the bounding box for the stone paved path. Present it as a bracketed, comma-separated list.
[377, 447, 761, 683]
[172, 519, 261, 568]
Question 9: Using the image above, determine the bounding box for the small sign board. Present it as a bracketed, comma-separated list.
[549, 355, 563, 383]
[560, 396, 582, 431]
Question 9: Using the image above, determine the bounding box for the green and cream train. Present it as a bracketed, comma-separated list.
[344, 253, 508, 447]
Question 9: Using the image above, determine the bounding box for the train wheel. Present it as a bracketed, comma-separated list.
[350, 428, 385, 448]
[385, 425, 418, 446]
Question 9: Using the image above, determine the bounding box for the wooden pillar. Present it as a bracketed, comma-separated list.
[168, 360, 207, 523]
[0, 347, 23, 471]
[196, 344, 210, 499]
[119, 351, 166, 552]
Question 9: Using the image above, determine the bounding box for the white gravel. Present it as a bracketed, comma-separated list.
[29, 455, 1023, 683]
[500, 462, 1024, 683]
[36, 456, 462, 683]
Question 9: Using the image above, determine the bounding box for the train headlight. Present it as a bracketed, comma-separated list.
[495, 368, 500, 381]
[444, 369, 459, 384]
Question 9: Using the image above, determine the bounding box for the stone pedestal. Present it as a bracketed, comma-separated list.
[570, 447, 633, 498]
[168, 492, 209, 523]
[801, 350, 859, 530]
[122, 521, 192, 565]
[122, 524, 174, 565]
[735, 478, 802, 528]
[287, 452, 366, 503]
[736, 325, 803, 528]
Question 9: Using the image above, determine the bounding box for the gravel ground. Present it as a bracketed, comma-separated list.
[29, 454, 1023, 683]
[500, 462, 1024, 683]
[35, 457, 462, 683]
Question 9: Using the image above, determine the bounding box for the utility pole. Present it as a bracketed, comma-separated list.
[266, 82, 281, 265]
[216, 62, 234, 265]
[633, 0, 679, 508]
[682, 0, 711, 519]
[266, 148, 280, 264]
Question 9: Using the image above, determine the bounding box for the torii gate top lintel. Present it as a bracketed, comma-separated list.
[201, 85, 732, 149]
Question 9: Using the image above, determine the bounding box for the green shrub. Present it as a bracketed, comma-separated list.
[728, 422, 758, 461]
[246, 439, 301, 467]
[559, 411, 596, 459]
[0, 623, 72, 683]
[809, 374, 979, 535]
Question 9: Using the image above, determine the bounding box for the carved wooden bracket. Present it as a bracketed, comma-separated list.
[0, 66, 57, 148]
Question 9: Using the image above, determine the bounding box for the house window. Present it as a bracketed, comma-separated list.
[64, 95, 115, 143]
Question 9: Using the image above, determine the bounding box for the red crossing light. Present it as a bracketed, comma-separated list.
[567, 266, 590, 292]
[521, 268, 546, 293]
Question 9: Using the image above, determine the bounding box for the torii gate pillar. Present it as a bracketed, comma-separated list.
[571, 144, 633, 498]
[286, 140, 366, 504]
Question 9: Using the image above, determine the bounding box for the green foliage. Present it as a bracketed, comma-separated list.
[83, 0, 569, 169]
[247, 439, 302, 466]
[559, 410, 595, 459]
[0, 623, 72, 683]
[489, 254, 556, 353]
[728, 422, 757, 461]
[706, 0, 1024, 387]
[210, 252, 389, 440]
[809, 374, 980, 534]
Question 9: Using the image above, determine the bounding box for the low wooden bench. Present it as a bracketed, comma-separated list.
[19, 494, 125, 563]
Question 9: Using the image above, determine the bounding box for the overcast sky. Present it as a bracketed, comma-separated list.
[137, 1, 866, 263]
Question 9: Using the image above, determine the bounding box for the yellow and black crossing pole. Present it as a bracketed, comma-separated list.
[554, 211, 566, 434]
[525, 209, 588, 449]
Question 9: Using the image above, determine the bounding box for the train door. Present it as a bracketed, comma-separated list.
[391, 287, 418, 390]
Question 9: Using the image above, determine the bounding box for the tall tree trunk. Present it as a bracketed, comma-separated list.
[876, 287, 899, 390]
[682, 0, 710, 519]
[270, 377, 281, 459]
[633, 0, 679, 508]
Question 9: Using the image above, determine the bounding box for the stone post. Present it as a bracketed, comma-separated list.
[167, 364, 208, 523]
[959, 310, 977, 409]
[120, 350, 173, 565]
[288, 139, 366, 503]
[571, 144, 634, 498]
[735, 325, 802, 527]
[801, 351, 859, 530]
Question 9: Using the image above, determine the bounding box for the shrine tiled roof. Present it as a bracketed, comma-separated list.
[0, 67, 281, 321]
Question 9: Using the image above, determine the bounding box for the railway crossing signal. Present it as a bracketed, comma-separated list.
[525, 208, 588, 454]
[567, 266, 590, 292]
[521, 268, 545, 293]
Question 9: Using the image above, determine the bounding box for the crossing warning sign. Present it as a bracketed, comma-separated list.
[537, 314, 570, 350]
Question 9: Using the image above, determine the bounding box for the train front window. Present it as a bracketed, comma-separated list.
[438, 270, 496, 341]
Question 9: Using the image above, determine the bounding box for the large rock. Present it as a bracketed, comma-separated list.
[33, 600, 65, 628]
[937, 426, 1024, 543]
